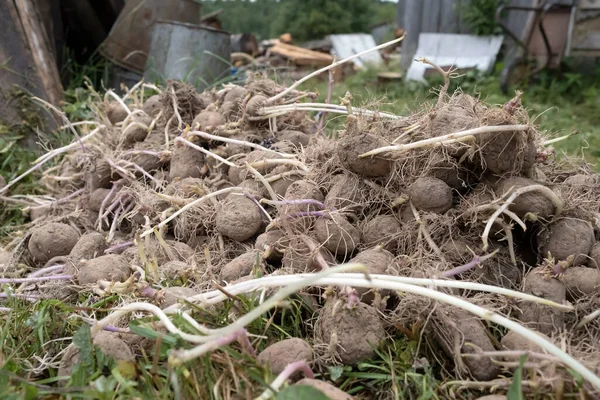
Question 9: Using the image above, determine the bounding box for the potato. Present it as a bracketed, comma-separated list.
[257, 338, 313, 375]
[69, 232, 107, 264]
[435, 306, 500, 381]
[255, 230, 286, 261]
[317, 301, 385, 365]
[477, 108, 528, 175]
[238, 179, 265, 198]
[122, 115, 152, 145]
[86, 159, 115, 190]
[495, 177, 556, 219]
[223, 86, 247, 103]
[337, 133, 392, 177]
[0, 251, 12, 271]
[165, 177, 204, 197]
[58, 332, 134, 383]
[143, 95, 162, 117]
[246, 94, 267, 116]
[169, 137, 206, 180]
[563, 174, 597, 186]
[283, 180, 325, 213]
[325, 173, 364, 212]
[216, 196, 263, 241]
[87, 188, 115, 212]
[560, 266, 600, 299]
[192, 110, 224, 131]
[106, 103, 128, 125]
[228, 164, 244, 186]
[295, 379, 354, 400]
[348, 248, 395, 303]
[161, 286, 198, 308]
[408, 177, 453, 213]
[124, 239, 193, 265]
[267, 165, 301, 197]
[160, 260, 195, 281]
[500, 330, 547, 354]
[78, 254, 131, 285]
[28, 223, 80, 264]
[517, 266, 566, 335]
[539, 218, 594, 266]
[426, 153, 469, 191]
[220, 251, 262, 283]
[588, 242, 600, 268]
[278, 130, 311, 148]
[361, 215, 401, 252]
[313, 214, 360, 257]
[282, 237, 334, 272]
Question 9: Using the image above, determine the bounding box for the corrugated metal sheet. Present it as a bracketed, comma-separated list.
[406, 33, 504, 82]
[327, 34, 382, 68]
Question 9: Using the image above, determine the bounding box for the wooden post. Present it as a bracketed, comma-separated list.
[13, 0, 63, 106]
[401, 0, 424, 71]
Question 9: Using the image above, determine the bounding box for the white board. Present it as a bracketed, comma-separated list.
[327, 33, 382, 69]
[406, 33, 504, 82]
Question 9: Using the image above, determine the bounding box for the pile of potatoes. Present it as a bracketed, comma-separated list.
[3, 78, 600, 398]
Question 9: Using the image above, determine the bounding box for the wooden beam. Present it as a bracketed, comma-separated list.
[13, 0, 63, 106]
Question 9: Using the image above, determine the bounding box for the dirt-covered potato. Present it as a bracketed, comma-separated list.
[517, 267, 566, 335]
[87, 188, 115, 212]
[86, 159, 115, 190]
[337, 133, 392, 177]
[495, 177, 557, 219]
[435, 306, 500, 381]
[193, 110, 225, 131]
[257, 338, 313, 375]
[227, 164, 244, 186]
[361, 215, 401, 252]
[122, 115, 152, 145]
[143, 95, 162, 117]
[314, 214, 360, 257]
[560, 266, 600, 299]
[563, 174, 597, 186]
[169, 137, 206, 180]
[160, 260, 195, 281]
[278, 130, 311, 148]
[78, 254, 130, 285]
[220, 251, 262, 283]
[28, 223, 80, 264]
[538, 218, 594, 266]
[0, 251, 12, 271]
[69, 232, 107, 263]
[244, 150, 277, 175]
[588, 242, 600, 268]
[255, 230, 286, 261]
[267, 165, 301, 197]
[408, 177, 453, 213]
[477, 108, 528, 175]
[124, 239, 193, 265]
[348, 248, 395, 303]
[106, 103, 128, 125]
[161, 286, 198, 308]
[165, 177, 204, 197]
[317, 301, 385, 365]
[283, 180, 324, 213]
[223, 85, 247, 103]
[325, 173, 364, 212]
[282, 237, 334, 272]
[500, 330, 546, 354]
[58, 332, 134, 383]
[426, 153, 469, 191]
[237, 179, 265, 197]
[246, 94, 267, 116]
[216, 195, 263, 241]
[295, 379, 354, 400]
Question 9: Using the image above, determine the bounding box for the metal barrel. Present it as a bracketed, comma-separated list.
[100, 0, 202, 74]
[144, 21, 231, 92]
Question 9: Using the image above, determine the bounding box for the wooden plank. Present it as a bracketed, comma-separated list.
[13, 0, 63, 106]
[401, 0, 424, 70]
[439, 0, 460, 33]
[421, 0, 440, 33]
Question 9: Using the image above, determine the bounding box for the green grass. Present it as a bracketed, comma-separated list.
[2, 59, 600, 398]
